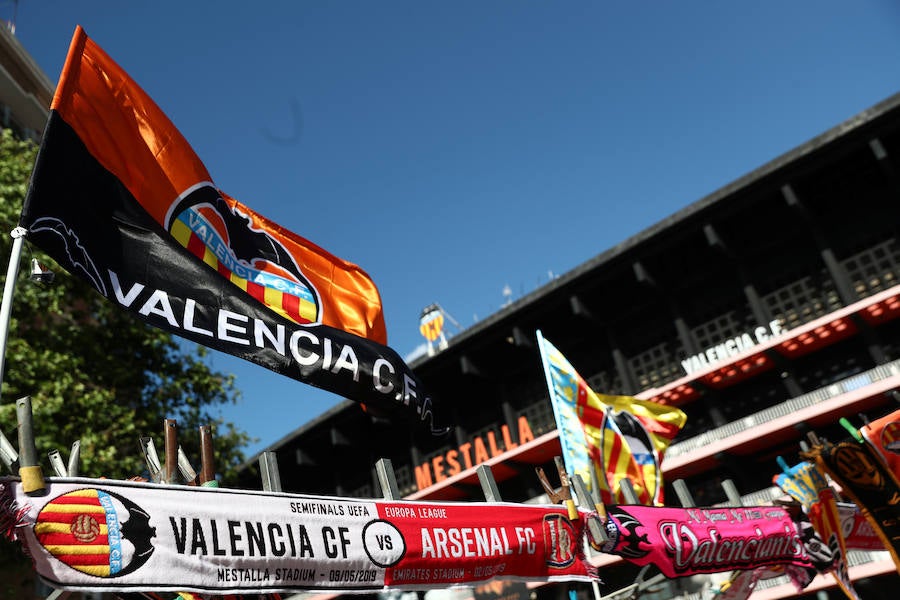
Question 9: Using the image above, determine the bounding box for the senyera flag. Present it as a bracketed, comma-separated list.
[20, 26, 445, 433]
[535, 331, 686, 506]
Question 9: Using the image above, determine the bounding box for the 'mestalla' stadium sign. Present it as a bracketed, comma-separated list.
[415, 417, 535, 490]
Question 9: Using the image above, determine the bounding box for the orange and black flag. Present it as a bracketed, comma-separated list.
[21, 26, 445, 433]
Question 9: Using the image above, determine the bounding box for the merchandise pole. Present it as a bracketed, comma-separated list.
[0, 227, 27, 404]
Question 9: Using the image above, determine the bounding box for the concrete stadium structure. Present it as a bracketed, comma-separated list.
[243, 91, 900, 599]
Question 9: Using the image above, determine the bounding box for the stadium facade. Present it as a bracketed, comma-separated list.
[0, 21, 52, 143]
[243, 91, 900, 599]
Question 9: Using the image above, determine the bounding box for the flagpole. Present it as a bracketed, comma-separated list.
[0, 226, 27, 402]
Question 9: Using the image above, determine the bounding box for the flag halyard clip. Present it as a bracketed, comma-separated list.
[571, 473, 608, 545]
[536, 456, 579, 521]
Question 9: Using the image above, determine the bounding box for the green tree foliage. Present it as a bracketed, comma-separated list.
[0, 128, 252, 482]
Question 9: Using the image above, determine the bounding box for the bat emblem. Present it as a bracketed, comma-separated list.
[606, 507, 650, 560]
[27, 217, 107, 295]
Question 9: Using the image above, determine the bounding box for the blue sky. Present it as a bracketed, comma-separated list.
[10, 2, 900, 457]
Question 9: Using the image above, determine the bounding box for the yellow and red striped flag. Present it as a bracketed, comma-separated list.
[536, 331, 686, 506]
